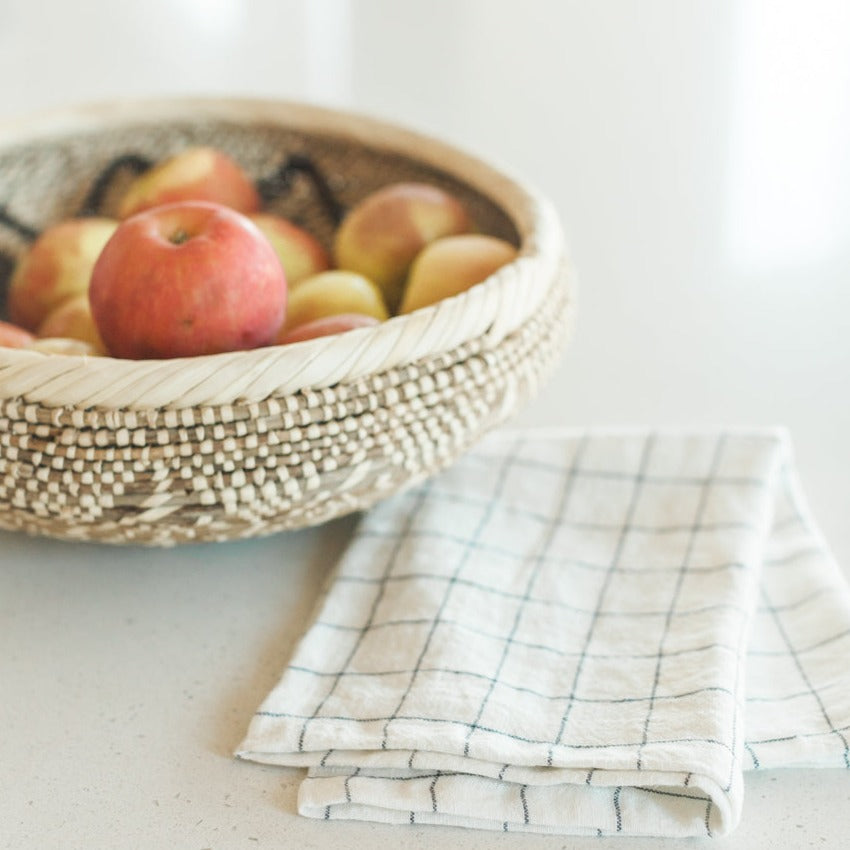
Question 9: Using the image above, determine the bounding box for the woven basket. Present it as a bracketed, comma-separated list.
[0, 98, 574, 546]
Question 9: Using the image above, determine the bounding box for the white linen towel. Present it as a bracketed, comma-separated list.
[237, 429, 850, 837]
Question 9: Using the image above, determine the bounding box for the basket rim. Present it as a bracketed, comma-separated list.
[0, 96, 565, 410]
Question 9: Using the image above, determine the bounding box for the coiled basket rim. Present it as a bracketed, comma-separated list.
[0, 96, 565, 411]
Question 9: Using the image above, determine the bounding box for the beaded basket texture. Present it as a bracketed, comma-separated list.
[0, 99, 574, 546]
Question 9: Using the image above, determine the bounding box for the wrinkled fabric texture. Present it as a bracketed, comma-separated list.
[238, 429, 850, 837]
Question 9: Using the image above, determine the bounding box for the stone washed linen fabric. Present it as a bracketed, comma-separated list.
[238, 429, 850, 837]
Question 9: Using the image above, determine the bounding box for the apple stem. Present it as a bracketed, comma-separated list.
[169, 229, 191, 245]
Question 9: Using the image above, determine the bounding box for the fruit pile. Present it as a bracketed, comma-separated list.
[0, 146, 517, 359]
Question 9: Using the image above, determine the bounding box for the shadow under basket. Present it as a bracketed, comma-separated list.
[0, 98, 575, 546]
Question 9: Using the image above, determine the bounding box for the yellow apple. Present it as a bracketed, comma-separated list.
[7, 217, 118, 331]
[277, 270, 388, 340]
[26, 337, 102, 356]
[398, 234, 518, 314]
[333, 182, 471, 312]
[38, 293, 106, 354]
[117, 146, 260, 219]
[249, 213, 330, 287]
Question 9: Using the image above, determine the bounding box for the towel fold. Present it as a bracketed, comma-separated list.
[237, 429, 850, 837]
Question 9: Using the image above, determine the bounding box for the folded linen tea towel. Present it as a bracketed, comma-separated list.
[237, 429, 850, 837]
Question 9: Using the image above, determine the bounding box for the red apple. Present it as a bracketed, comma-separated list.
[7, 217, 118, 331]
[279, 313, 379, 345]
[248, 213, 330, 287]
[117, 146, 260, 219]
[89, 201, 287, 359]
[0, 319, 35, 348]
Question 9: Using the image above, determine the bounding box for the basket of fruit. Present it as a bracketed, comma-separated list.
[0, 98, 573, 546]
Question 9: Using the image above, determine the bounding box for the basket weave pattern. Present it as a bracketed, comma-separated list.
[0, 100, 573, 545]
[0, 274, 568, 545]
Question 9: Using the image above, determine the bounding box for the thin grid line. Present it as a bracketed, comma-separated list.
[310, 616, 743, 661]
[546, 433, 657, 765]
[461, 436, 588, 757]
[771, 514, 812, 532]
[294, 479, 435, 752]
[308, 611, 850, 659]
[760, 585, 850, 767]
[636, 434, 727, 771]
[724, 449, 806, 790]
[546, 435, 655, 766]
[317, 774, 722, 827]
[344, 766, 361, 803]
[377, 441, 523, 750]
[747, 681, 848, 703]
[746, 721, 850, 746]
[316, 770, 461, 783]
[331, 570, 753, 617]
[344, 533, 819, 576]
[755, 586, 832, 615]
[744, 742, 760, 769]
[763, 464, 850, 767]
[288, 663, 740, 705]
[722, 493, 765, 793]
[633, 785, 711, 803]
[460, 449, 769, 489]
[748, 628, 850, 656]
[613, 786, 623, 832]
[763, 544, 822, 567]
[255, 708, 737, 754]
[429, 771, 441, 812]
[343, 545, 751, 576]
[361, 515, 762, 539]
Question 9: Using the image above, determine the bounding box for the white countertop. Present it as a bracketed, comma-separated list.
[2, 1, 849, 847]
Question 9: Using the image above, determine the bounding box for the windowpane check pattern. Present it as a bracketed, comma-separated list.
[237, 429, 850, 838]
